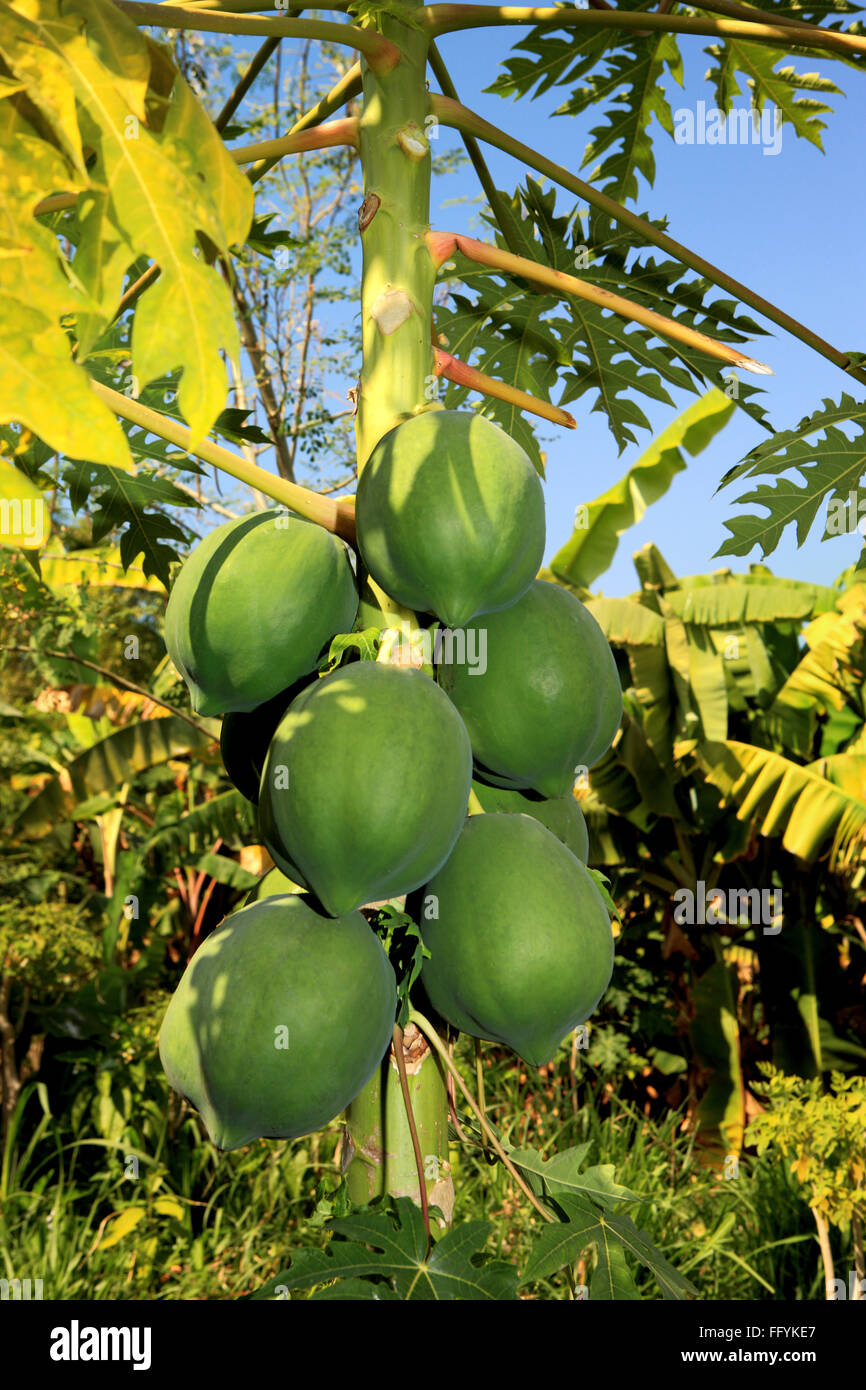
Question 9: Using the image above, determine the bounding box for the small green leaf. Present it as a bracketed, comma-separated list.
[521, 1194, 696, 1300]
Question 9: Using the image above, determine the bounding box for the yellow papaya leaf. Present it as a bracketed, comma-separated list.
[0, 309, 132, 469]
[1, 0, 253, 452]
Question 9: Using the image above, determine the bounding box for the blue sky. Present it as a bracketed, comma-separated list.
[420, 22, 866, 596]
[212, 15, 865, 598]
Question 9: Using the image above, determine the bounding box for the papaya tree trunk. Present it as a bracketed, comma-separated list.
[343, 3, 453, 1218]
[345, 1026, 453, 1223]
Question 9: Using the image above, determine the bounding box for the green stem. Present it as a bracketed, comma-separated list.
[474, 1038, 495, 1164]
[214, 35, 281, 132]
[247, 61, 363, 184]
[432, 96, 866, 388]
[393, 1024, 432, 1243]
[115, 3, 403, 72]
[161, 0, 349, 9]
[426, 42, 523, 259]
[230, 117, 359, 166]
[693, 0, 861, 45]
[428, 229, 772, 374]
[434, 347, 575, 428]
[421, 4, 866, 57]
[165, 0, 349, 9]
[90, 381, 356, 542]
[409, 1009, 555, 1224]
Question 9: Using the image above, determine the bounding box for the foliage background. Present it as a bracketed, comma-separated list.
[1, 2, 865, 1300]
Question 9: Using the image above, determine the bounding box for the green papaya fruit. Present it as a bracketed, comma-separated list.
[164, 510, 358, 716]
[355, 410, 545, 627]
[419, 814, 613, 1066]
[259, 661, 473, 916]
[158, 894, 396, 1150]
[470, 779, 589, 862]
[243, 865, 303, 904]
[581, 644, 625, 769]
[220, 682, 306, 804]
[438, 580, 622, 798]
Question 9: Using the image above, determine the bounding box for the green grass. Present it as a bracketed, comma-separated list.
[0, 1026, 830, 1301]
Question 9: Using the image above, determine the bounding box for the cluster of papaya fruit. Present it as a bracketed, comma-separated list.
[158, 411, 621, 1150]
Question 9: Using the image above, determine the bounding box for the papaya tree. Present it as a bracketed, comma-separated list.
[2, 0, 866, 1300]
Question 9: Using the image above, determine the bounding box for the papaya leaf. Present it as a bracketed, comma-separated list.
[550, 390, 735, 589]
[321, 628, 381, 672]
[12, 715, 213, 837]
[715, 394, 866, 558]
[586, 867, 623, 924]
[0, 458, 49, 550]
[506, 1143, 641, 1210]
[486, 7, 681, 206]
[520, 1193, 696, 1300]
[370, 905, 428, 1025]
[212, 408, 272, 448]
[0, 0, 253, 449]
[438, 180, 770, 460]
[703, 40, 842, 150]
[61, 461, 198, 585]
[591, 1236, 642, 1301]
[249, 1199, 519, 1301]
[0, 94, 131, 469]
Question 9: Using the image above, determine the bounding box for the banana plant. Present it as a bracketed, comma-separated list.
[546, 409, 866, 1144]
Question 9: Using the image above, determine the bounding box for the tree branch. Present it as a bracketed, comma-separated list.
[215, 35, 281, 132]
[426, 43, 524, 259]
[427, 229, 773, 374]
[247, 60, 363, 184]
[113, 3, 403, 71]
[420, 4, 866, 58]
[90, 381, 357, 543]
[433, 346, 576, 428]
[431, 95, 866, 388]
[227, 272, 297, 482]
